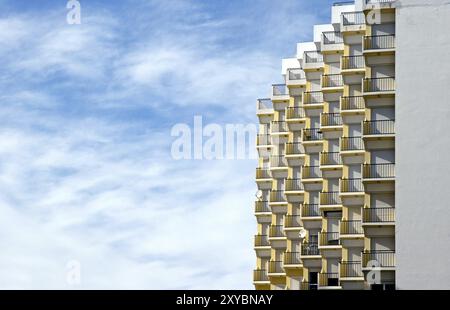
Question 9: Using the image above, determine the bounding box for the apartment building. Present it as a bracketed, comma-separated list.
[254, 0, 397, 290]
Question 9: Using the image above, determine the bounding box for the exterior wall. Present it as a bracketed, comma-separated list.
[396, 0, 450, 290]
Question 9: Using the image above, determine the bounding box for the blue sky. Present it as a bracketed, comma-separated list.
[0, 0, 336, 289]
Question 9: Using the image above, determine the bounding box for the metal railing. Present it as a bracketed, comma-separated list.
[362, 163, 395, 179]
[284, 252, 302, 265]
[340, 261, 363, 278]
[321, 113, 343, 127]
[320, 192, 342, 205]
[322, 74, 343, 88]
[340, 137, 364, 151]
[302, 128, 322, 142]
[322, 31, 344, 45]
[364, 34, 395, 50]
[340, 220, 363, 235]
[270, 155, 288, 168]
[341, 55, 365, 70]
[320, 152, 342, 166]
[268, 261, 285, 274]
[285, 142, 304, 155]
[303, 91, 324, 105]
[319, 232, 341, 246]
[270, 190, 286, 203]
[304, 51, 323, 64]
[288, 68, 305, 80]
[363, 120, 395, 135]
[285, 178, 304, 192]
[342, 11, 365, 26]
[362, 250, 395, 268]
[301, 243, 320, 256]
[340, 178, 364, 192]
[366, 0, 396, 3]
[341, 96, 365, 110]
[256, 168, 271, 179]
[269, 225, 285, 238]
[302, 204, 320, 217]
[302, 165, 322, 179]
[271, 121, 288, 133]
[363, 207, 395, 223]
[272, 84, 288, 96]
[363, 77, 395, 92]
[257, 98, 273, 110]
[253, 269, 268, 282]
[254, 201, 270, 213]
[256, 134, 271, 146]
[254, 234, 269, 247]
[319, 273, 340, 287]
[300, 282, 318, 290]
[284, 215, 302, 228]
[286, 107, 306, 119]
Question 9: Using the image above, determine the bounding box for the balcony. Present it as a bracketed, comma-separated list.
[253, 269, 269, 284]
[319, 232, 341, 248]
[362, 163, 395, 180]
[321, 31, 344, 52]
[286, 68, 306, 87]
[340, 261, 363, 279]
[303, 91, 324, 107]
[286, 107, 306, 131]
[321, 74, 344, 91]
[285, 179, 305, 203]
[284, 252, 302, 268]
[340, 178, 364, 193]
[320, 192, 342, 208]
[364, 34, 395, 52]
[284, 215, 302, 229]
[341, 11, 366, 32]
[302, 128, 323, 143]
[364, 0, 397, 11]
[270, 156, 288, 179]
[301, 243, 320, 257]
[269, 190, 287, 204]
[341, 96, 365, 112]
[363, 207, 395, 224]
[321, 113, 343, 133]
[340, 220, 364, 236]
[269, 225, 285, 238]
[362, 250, 395, 270]
[254, 200, 271, 215]
[363, 77, 395, 95]
[363, 120, 395, 137]
[341, 55, 365, 71]
[255, 168, 272, 190]
[302, 166, 322, 182]
[256, 134, 271, 147]
[285, 143, 305, 167]
[320, 152, 342, 166]
[268, 260, 285, 276]
[300, 281, 318, 290]
[270, 121, 288, 135]
[254, 234, 271, 258]
[301, 204, 321, 223]
[271, 84, 290, 102]
[319, 273, 341, 289]
[303, 51, 324, 71]
[256, 98, 274, 117]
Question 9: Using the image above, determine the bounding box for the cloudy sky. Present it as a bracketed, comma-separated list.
[0, 0, 335, 289]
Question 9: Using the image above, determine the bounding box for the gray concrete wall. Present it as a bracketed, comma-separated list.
[396, 0, 450, 289]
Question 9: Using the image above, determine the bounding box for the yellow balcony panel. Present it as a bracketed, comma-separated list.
[340, 12, 366, 33]
[301, 204, 322, 222]
[268, 260, 286, 277]
[339, 220, 364, 239]
[340, 96, 365, 115]
[254, 234, 271, 258]
[253, 269, 270, 285]
[254, 201, 271, 224]
[255, 168, 272, 190]
[302, 51, 324, 71]
[271, 84, 290, 103]
[283, 252, 303, 269]
[321, 74, 344, 93]
[320, 192, 342, 212]
[340, 261, 364, 281]
[362, 250, 395, 271]
[286, 68, 307, 87]
[301, 165, 323, 183]
[318, 232, 341, 249]
[284, 215, 302, 230]
[363, 77, 395, 97]
[363, 34, 395, 55]
[320, 152, 343, 169]
[300, 281, 318, 290]
[318, 273, 342, 290]
[320, 113, 343, 132]
[269, 190, 288, 213]
[286, 107, 306, 131]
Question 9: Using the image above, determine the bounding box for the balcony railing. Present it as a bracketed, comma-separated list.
[287, 68, 305, 81]
[303, 91, 324, 105]
[302, 128, 323, 142]
[340, 137, 364, 151]
[269, 225, 285, 238]
[270, 155, 288, 168]
[268, 261, 285, 274]
[363, 120, 395, 135]
[321, 113, 343, 127]
[271, 121, 288, 133]
[286, 142, 304, 155]
[254, 201, 270, 213]
[341, 55, 365, 70]
[284, 215, 302, 228]
[366, 0, 396, 3]
[342, 11, 365, 26]
[256, 134, 271, 146]
[257, 98, 273, 111]
[302, 165, 322, 179]
[322, 31, 344, 45]
[285, 178, 305, 192]
[254, 234, 269, 247]
[362, 250, 395, 268]
[320, 192, 342, 205]
[319, 232, 341, 246]
[340, 261, 363, 278]
[341, 96, 365, 110]
[362, 163, 395, 179]
[272, 84, 288, 96]
[340, 220, 363, 235]
[302, 204, 320, 217]
[322, 74, 343, 88]
[286, 107, 306, 119]
[364, 34, 395, 50]
[320, 152, 342, 166]
[253, 269, 269, 282]
[319, 273, 340, 287]
[363, 77, 395, 92]
[300, 282, 318, 290]
[363, 207, 395, 223]
[304, 51, 323, 64]
[301, 243, 320, 256]
[284, 252, 302, 265]
[340, 178, 364, 192]
[270, 190, 286, 203]
[256, 168, 271, 179]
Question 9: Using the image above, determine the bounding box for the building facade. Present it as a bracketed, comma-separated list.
[254, 0, 397, 290]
